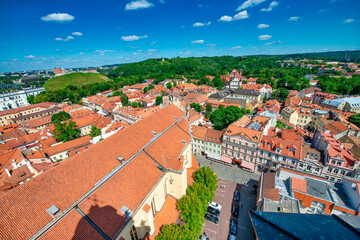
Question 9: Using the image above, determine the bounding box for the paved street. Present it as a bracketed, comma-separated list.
[196, 155, 259, 240]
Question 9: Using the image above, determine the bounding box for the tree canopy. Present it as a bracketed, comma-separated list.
[209, 106, 251, 130]
[89, 125, 101, 138]
[51, 111, 71, 123]
[349, 113, 360, 128]
[156, 167, 218, 240]
[52, 121, 81, 142]
[190, 103, 203, 112]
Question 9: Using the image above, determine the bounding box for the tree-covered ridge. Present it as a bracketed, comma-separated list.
[108, 56, 315, 91]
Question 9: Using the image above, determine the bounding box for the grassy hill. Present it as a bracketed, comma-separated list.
[44, 72, 110, 91]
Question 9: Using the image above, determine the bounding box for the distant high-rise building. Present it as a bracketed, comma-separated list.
[54, 67, 63, 75]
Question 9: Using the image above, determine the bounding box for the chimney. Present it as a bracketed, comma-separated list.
[4, 167, 11, 177]
[340, 143, 344, 149]
[11, 159, 18, 169]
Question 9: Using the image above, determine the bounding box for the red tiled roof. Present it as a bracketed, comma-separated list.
[44, 136, 92, 156]
[149, 195, 180, 240]
[0, 104, 188, 239]
[291, 177, 307, 193]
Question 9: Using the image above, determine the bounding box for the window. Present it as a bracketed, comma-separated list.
[341, 170, 345, 175]
[334, 169, 339, 174]
[130, 226, 138, 240]
[307, 166, 312, 170]
[327, 167, 332, 172]
[299, 163, 303, 167]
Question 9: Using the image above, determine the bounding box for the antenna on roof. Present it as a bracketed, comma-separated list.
[181, 140, 187, 144]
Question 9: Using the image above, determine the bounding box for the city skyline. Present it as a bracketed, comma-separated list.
[0, 0, 359, 72]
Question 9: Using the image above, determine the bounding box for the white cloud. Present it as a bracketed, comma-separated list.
[191, 40, 204, 44]
[218, 15, 233, 22]
[72, 32, 83, 36]
[56, 49, 60, 51]
[159, 0, 165, 3]
[41, 13, 74, 22]
[343, 19, 354, 23]
[258, 23, 269, 28]
[260, 1, 278, 12]
[258, 35, 272, 40]
[206, 44, 217, 47]
[147, 49, 157, 52]
[121, 35, 148, 41]
[55, 36, 75, 41]
[318, 8, 330, 13]
[179, 50, 192, 55]
[289, 16, 300, 21]
[234, 10, 249, 20]
[125, 0, 154, 10]
[231, 46, 242, 49]
[193, 21, 211, 27]
[24, 55, 36, 59]
[94, 50, 117, 55]
[79, 52, 84, 55]
[218, 11, 249, 22]
[237, 0, 266, 11]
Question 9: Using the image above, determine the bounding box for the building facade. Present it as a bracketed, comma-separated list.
[0, 87, 45, 111]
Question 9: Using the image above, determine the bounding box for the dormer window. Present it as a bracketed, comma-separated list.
[289, 148, 295, 153]
[276, 148, 281, 153]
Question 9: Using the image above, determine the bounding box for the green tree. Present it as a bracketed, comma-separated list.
[52, 121, 81, 142]
[349, 113, 360, 128]
[205, 103, 212, 119]
[51, 111, 71, 123]
[166, 81, 173, 89]
[272, 88, 289, 102]
[120, 92, 130, 106]
[112, 90, 121, 96]
[156, 166, 218, 239]
[209, 106, 250, 130]
[89, 125, 101, 138]
[263, 94, 268, 103]
[190, 103, 204, 112]
[27, 95, 35, 104]
[143, 87, 149, 93]
[149, 83, 154, 89]
[156, 96, 163, 106]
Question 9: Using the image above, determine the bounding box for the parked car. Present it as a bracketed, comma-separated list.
[207, 206, 220, 216]
[199, 235, 211, 240]
[205, 212, 219, 224]
[232, 205, 239, 217]
[228, 235, 236, 240]
[234, 190, 240, 201]
[208, 201, 222, 211]
[230, 218, 238, 235]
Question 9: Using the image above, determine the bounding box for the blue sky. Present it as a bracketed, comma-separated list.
[0, 0, 359, 72]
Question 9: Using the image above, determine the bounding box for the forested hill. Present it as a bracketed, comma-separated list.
[256, 50, 360, 61]
[108, 51, 359, 82]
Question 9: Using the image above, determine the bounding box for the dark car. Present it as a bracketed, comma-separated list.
[232, 205, 239, 217]
[207, 206, 220, 216]
[230, 218, 238, 235]
[205, 212, 219, 224]
[234, 190, 240, 201]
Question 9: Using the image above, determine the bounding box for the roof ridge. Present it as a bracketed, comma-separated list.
[29, 112, 186, 239]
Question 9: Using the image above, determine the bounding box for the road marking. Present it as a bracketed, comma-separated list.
[215, 193, 225, 197]
[203, 227, 217, 234]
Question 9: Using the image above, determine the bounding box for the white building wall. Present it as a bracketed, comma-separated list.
[0, 87, 45, 111]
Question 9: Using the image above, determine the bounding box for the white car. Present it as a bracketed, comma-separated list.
[208, 202, 222, 211]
